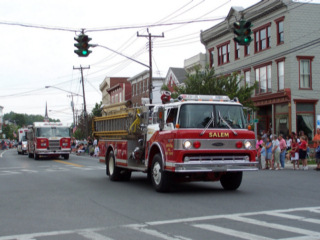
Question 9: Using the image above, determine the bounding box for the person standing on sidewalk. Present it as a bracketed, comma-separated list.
[312, 127, 320, 170]
[272, 135, 281, 170]
[299, 135, 308, 170]
[266, 136, 273, 169]
[279, 134, 287, 169]
[291, 137, 299, 170]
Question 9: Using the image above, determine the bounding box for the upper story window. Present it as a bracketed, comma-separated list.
[254, 23, 271, 53]
[217, 41, 230, 66]
[276, 58, 285, 91]
[275, 16, 285, 45]
[244, 69, 251, 87]
[209, 48, 214, 68]
[244, 45, 250, 57]
[234, 42, 240, 60]
[297, 56, 314, 90]
[255, 62, 272, 94]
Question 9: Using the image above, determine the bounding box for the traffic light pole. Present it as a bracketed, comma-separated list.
[73, 65, 90, 138]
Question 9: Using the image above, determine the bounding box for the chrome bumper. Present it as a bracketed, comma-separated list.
[174, 160, 259, 172]
[35, 150, 70, 155]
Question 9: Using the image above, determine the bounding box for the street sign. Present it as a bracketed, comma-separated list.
[253, 119, 259, 123]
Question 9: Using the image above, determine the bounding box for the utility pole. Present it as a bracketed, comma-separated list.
[73, 65, 90, 138]
[137, 29, 164, 104]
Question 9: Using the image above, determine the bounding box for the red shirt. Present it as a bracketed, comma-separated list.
[299, 140, 307, 151]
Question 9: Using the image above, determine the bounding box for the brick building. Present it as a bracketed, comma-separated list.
[200, 0, 320, 140]
[128, 70, 164, 106]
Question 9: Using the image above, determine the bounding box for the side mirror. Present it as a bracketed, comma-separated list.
[158, 107, 165, 131]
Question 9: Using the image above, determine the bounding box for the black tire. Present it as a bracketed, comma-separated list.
[28, 152, 32, 158]
[220, 172, 243, 190]
[107, 151, 121, 181]
[34, 151, 39, 160]
[151, 154, 171, 192]
[63, 154, 69, 160]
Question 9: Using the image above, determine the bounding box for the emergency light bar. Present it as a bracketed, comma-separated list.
[177, 94, 231, 102]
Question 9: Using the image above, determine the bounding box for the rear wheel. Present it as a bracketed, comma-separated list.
[220, 172, 243, 190]
[63, 154, 69, 160]
[107, 151, 121, 181]
[151, 154, 171, 192]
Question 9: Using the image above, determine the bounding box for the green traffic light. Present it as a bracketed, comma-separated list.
[82, 50, 88, 55]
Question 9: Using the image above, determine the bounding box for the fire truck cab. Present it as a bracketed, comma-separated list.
[94, 94, 258, 192]
[26, 122, 71, 160]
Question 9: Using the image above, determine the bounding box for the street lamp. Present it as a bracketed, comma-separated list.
[45, 86, 83, 130]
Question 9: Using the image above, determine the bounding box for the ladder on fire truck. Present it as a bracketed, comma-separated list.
[92, 101, 147, 139]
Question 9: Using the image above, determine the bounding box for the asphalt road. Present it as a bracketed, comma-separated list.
[0, 149, 320, 240]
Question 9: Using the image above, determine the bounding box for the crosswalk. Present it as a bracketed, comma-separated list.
[0, 165, 105, 176]
[0, 206, 320, 240]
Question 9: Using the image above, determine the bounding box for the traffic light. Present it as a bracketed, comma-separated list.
[233, 19, 252, 46]
[74, 34, 92, 57]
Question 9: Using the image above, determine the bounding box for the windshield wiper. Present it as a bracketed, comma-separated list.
[200, 112, 214, 136]
[218, 111, 238, 136]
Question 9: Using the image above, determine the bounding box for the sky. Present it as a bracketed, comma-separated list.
[0, 0, 260, 126]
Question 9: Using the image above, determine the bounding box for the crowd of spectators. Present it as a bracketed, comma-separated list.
[71, 137, 99, 157]
[256, 128, 320, 171]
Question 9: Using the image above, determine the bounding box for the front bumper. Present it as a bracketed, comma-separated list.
[35, 150, 70, 155]
[173, 155, 259, 172]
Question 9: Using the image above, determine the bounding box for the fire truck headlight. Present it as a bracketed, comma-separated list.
[183, 140, 192, 149]
[41, 143, 47, 147]
[22, 144, 27, 148]
[244, 140, 252, 149]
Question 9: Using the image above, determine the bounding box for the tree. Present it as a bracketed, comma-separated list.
[163, 66, 257, 110]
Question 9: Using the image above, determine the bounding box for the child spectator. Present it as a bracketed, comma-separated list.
[94, 145, 100, 157]
[291, 138, 299, 170]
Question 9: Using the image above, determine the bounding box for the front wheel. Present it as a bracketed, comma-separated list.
[151, 154, 171, 192]
[34, 151, 39, 160]
[220, 172, 243, 190]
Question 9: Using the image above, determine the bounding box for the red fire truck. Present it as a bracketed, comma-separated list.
[26, 122, 71, 160]
[93, 94, 258, 192]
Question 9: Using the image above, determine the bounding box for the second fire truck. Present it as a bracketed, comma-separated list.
[26, 122, 71, 160]
[93, 94, 258, 192]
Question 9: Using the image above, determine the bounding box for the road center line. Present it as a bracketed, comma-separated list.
[54, 160, 83, 167]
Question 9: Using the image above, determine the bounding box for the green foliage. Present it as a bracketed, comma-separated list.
[2, 124, 19, 140]
[91, 101, 102, 117]
[3, 111, 60, 127]
[163, 66, 257, 110]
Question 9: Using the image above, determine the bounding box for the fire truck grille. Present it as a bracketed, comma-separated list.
[184, 154, 249, 162]
[49, 140, 60, 150]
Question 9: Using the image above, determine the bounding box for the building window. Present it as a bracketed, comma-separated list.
[276, 58, 285, 91]
[146, 78, 149, 92]
[217, 41, 230, 66]
[275, 16, 285, 45]
[244, 70, 251, 87]
[119, 92, 122, 102]
[255, 63, 272, 94]
[235, 42, 240, 60]
[209, 48, 214, 68]
[295, 101, 316, 140]
[132, 84, 135, 96]
[143, 81, 145, 93]
[244, 45, 250, 57]
[297, 56, 314, 89]
[254, 23, 271, 53]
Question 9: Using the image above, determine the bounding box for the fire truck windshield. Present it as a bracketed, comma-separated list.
[36, 127, 70, 138]
[178, 104, 247, 129]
